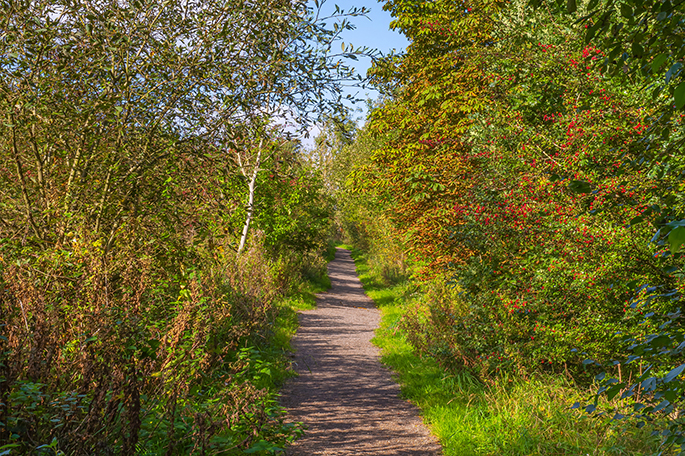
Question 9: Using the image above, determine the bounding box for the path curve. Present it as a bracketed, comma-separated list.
[280, 248, 442, 455]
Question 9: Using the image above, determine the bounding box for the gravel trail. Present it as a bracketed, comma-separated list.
[280, 248, 442, 455]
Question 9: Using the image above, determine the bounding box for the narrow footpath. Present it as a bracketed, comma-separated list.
[280, 248, 442, 455]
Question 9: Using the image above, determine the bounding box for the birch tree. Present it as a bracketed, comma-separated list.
[0, 0, 371, 254]
[218, 1, 372, 255]
[0, 0, 372, 452]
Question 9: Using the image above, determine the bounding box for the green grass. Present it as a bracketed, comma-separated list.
[348, 248, 668, 456]
[334, 240, 354, 251]
[272, 275, 328, 355]
[203, 268, 332, 455]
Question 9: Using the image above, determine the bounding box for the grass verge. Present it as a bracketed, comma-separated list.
[348, 247, 668, 456]
[272, 265, 330, 358]
[238, 250, 333, 454]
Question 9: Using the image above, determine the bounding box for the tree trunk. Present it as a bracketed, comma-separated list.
[237, 139, 263, 255]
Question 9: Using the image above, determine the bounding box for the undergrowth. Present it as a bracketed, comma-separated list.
[0, 245, 332, 456]
[272, 248, 332, 354]
[348, 247, 670, 456]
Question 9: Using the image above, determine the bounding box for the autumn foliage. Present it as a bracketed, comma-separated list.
[347, 0, 685, 394]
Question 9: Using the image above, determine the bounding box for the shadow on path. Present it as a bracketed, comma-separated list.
[280, 248, 442, 455]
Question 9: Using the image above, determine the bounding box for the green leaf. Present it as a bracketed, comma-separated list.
[674, 81, 685, 110]
[244, 440, 279, 453]
[651, 54, 669, 73]
[650, 335, 671, 348]
[665, 62, 682, 84]
[641, 376, 657, 391]
[620, 4, 633, 17]
[606, 384, 623, 401]
[569, 180, 592, 193]
[652, 399, 670, 412]
[585, 24, 600, 43]
[666, 220, 685, 229]
[663, 364, 685, 383]
[668, 226, 685, 254]
[567, 0, 577, 13]
[0, 445, 21, 456]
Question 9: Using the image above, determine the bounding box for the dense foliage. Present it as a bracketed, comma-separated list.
[0, 0, 358, 453]
[334, 0, 685, 450]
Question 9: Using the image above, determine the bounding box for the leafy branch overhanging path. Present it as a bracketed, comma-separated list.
[281, 248, 442, 455]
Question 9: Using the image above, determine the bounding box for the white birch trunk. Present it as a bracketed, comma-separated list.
[237, 139, 263, 255]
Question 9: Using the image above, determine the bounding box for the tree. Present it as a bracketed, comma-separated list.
[528, 0, 685, 446]
[360, 0, 501, 272]
[0, 0, 370, 451]
[357, 0, 674, 379]
[212, 1, 372, 255]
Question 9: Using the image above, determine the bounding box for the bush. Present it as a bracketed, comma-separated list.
[0, 226, 305, 454]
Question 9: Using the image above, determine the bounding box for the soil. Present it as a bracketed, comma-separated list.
[280, 248, 443, 455]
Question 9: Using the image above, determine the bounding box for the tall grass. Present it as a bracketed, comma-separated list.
[349, 248, 670, 456]
[0, 243, 331, 455]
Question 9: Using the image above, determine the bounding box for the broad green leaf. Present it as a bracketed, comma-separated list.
[665, 62, 682, 84]
[569, 180, 592, 193]
[666, 220, 685, 228]
[641, 376, 657, 391]
[245, 440, 278, 453]
[650, 335, 672, 347]
[651, 53, 669, 73]
[663, 364, 685, 383]
[652, 400, 670, 412]
[675, 81, 685, 110]
[567, 0, 577, 13]
[668, 226, 685, 254]
[606, 384, 623, 401]
[620, 4, 632, 17]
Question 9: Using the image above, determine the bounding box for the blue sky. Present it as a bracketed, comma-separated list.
[295, 1, 408, 147]
[316, 0, 409, 119]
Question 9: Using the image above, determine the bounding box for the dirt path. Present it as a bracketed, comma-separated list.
[280, 248, 442, 455]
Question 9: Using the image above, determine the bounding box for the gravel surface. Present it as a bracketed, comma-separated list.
[280, 248, 442, 455]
